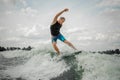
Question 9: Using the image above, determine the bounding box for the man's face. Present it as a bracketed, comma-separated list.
[58, 18, 65, 24]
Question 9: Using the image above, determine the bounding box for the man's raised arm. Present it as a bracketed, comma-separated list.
[51, 8, 69, 25]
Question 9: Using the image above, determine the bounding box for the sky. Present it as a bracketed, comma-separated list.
[0, 0, 120, 51]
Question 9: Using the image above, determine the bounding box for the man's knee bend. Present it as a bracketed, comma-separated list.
[65, 41, 70, 44]
[66, 42, 71, 46]
[64, 40, 71, 45]
[68, 43, 71, 46]
[52, 42, 57, 46]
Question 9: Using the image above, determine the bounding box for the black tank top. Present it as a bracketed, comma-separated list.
[50, 21, 62, 36]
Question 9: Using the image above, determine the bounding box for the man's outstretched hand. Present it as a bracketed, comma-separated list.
[51, 8, 69, 25]
[63, 8, 69, 12]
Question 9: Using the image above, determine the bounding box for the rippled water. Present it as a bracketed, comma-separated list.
[0, 48, 120, 80]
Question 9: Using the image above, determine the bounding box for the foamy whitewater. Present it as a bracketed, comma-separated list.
[0, 47, 120, 80]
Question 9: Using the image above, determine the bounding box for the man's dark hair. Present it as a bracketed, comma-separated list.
[60, 17, 65, 20]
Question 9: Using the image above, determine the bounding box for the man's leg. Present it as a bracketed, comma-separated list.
[64, 40, 77, 50]
[52, 42, 60, 55]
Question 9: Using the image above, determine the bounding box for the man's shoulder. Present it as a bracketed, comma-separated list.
[51, 21, 57, 26]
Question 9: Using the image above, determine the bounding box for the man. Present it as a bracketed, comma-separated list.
[50, 8, 77, 55]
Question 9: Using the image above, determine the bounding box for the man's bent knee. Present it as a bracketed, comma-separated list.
[52, 42, 57, 47]
[64, 40, 72, 46]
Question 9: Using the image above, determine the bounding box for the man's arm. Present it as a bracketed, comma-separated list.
[51, 8, 69, 25]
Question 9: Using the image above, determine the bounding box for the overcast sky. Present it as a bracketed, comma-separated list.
[0, 0, 120, 51]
